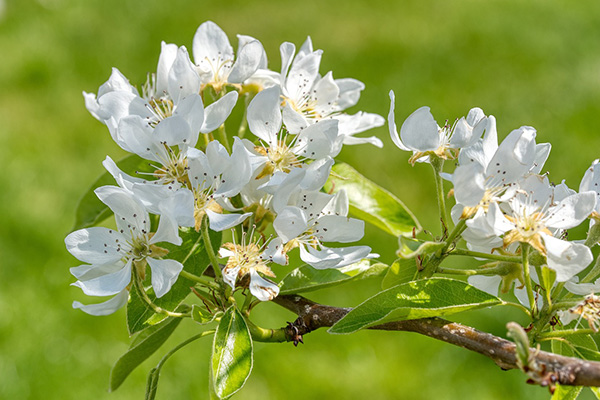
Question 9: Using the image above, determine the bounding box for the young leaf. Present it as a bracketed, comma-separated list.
[192, 304, 220, 325]
[279, 260, 386, 295]
[73, 154, 154, 230]
[211, 306, 253, 399]
[328, 277, 502, 334]
[127, 228, 222, 335]
[110, 313, 184, 392]
[551, 384, 583, 400]
[323, 162, 421, 237]
[381, 259, 418, 289]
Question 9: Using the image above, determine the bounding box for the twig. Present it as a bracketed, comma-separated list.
[272, 294, 600, 388]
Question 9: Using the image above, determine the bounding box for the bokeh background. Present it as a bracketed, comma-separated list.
[2, 0, 600, 398]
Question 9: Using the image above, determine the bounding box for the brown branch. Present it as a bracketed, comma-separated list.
[273, 294, 600, 389]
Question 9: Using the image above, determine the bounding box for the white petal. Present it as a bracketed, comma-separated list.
[531, 143, 551, 174]
[337, 111, 385, 136]
[237, 35, 268, 69]
[468, 275, 501, 296]
[247, 86, 282, 143]
[201, 91, 238, 133]
[147, 258, 184, 298]
[279, 42, 296, 78]
[312, 71, 339, 113]
[388, 91, 410, 151]
[400, 106, 440, 151]
[228, 40, 263, 83]
[94, 185, 150, 236]
[262, 237, 288, 265]
[285, 50, 322, 101]
[249, 270, 279, 301]
[542, 233, 593, 282]
[72, 260, 132, 296]
[73, 289, 129, 316]
[273, 207, 308, 242]
[103, 156, 144, 192]
[173, 94, 205, 143]
[293, 119, 339, 159]
[216, 137, 252, 197]
[206, 209, 251, 231]
[453, 163, 486, 207]
[222, 265, 240, 290]
[156, 42, 178, 94]
[192, 21, 234, 68]
[168, 47, 201, 104]
[65, 227, 125, 264]
[485, 126, 536, 182]
[546, 192, 596, 230]
[116, 116, 168, 163]
[153, 115, 193, 147]
[282, 103, 308, 134]
[335, 78, 364, 109]
[97, 67, 137, 97]
[565, 279, 600, 296]
[301, 157, 334, 191]
[300, 245, 372, 269]
[315, 215, 364, 243]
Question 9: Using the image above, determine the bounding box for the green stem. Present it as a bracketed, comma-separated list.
[552, 299, 582, 311]
[179, 270, 220, 290]
[245, 319, 288, 343]
[133, 273, 190, 318]
[241, 292, 254, 314]
[201, 216, 223, 285]
[430, 157, 447, 234]
[449, 248, 521, 263]
[218, 123, 230, 152]
[521, 244, 535, 314]
[437, 264, 508, 276]
[536, 329, 596, 340]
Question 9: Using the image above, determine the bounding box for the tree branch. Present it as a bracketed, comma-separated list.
[272, 294, 600, 389]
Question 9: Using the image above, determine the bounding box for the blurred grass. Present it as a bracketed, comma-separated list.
[1, 0, 600, 398]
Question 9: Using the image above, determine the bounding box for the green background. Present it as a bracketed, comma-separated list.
[2, 0, 600, 398]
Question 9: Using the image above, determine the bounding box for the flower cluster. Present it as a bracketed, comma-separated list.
[389, 92, 599, 309]
[66, 21, 382, 315]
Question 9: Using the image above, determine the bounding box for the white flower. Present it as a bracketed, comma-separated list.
[219, 233, 280, 301]
[580, 159, 600, 224]
[186, 138, 253, 231]
[494, 176, 596, 281]
[247, 86, 343, 179]
[65, 186, 184, 302]
[272, 190, 373, 269]
[452, 126, 545, 217]
[388, 91, 487, 164]
[192, 21, 266, 92]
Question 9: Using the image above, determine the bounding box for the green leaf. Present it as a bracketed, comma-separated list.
[551, 384, 582, 400]
[211, 307, 253, 399]
[590, 387, 600, 399]
[382, 259, 418, 289]
[323, 162, 421, 237]
[192, 304, 221, 325]
[279, 260, 387, 295]
[127, 228, 221, 335]
[73, 154, 154, 230]
[328, 277, 502, 334]
[110, 313, 183, 392]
